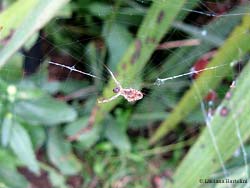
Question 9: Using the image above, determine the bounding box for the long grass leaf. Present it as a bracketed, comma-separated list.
[169, 60, 250, 188]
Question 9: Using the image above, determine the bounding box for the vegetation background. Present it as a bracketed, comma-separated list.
[0, 0, 250, 187]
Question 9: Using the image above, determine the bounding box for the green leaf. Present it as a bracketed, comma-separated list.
[103, 23, 133, 69]
[47, 127, 82, 175]
[104, 117, 131, 152]
[0, 148, 28, 188]
[1, 113, 13, 147]
[9, 120, 40, 174]
[41, 81, 60, 95]
[85, 41, 106, 88]
[14, 97, 77, 126]
[93, 158, 105, 176]
[0, 147, 19, 167]
[48, 169, 67, 188]
[169, 60, 250, 188]
[87, 2, 112, 18]
[24, 124, 46, 149]
[0, 54, 23, 82]
[64, 116, 99, 149]
[16, 79, 46, 100]
[58, 79, 89, 94]
[0, 0, 70, 68]
[40, 163, 67, 188]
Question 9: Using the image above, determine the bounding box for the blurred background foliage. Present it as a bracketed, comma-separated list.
[0, 0, 250, 188]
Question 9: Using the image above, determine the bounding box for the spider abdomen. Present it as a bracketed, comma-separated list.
[121, 88, 143, 102]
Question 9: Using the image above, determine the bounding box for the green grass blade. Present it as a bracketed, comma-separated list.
[168, 60, 250, 188]
[0, 0, 37, 40]
[93, 0, 187, 124]
[0, 0, 70, 68]
[150, 15, 250, 144]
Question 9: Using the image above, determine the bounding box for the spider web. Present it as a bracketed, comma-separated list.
[1, 0, 250, 187]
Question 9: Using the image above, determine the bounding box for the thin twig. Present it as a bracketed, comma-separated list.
[157, 39, 200, 50]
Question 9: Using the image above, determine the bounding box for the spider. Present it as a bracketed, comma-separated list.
[98, 66, 143, 103]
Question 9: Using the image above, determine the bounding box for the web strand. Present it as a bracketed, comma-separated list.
[154, 64, 227, 86]
[48, 61, 101, 80]
[182, 8, 250, 17]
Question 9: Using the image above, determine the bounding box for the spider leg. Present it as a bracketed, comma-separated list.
[98, 93, 121, 103]
[103, 64, 122, 88]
